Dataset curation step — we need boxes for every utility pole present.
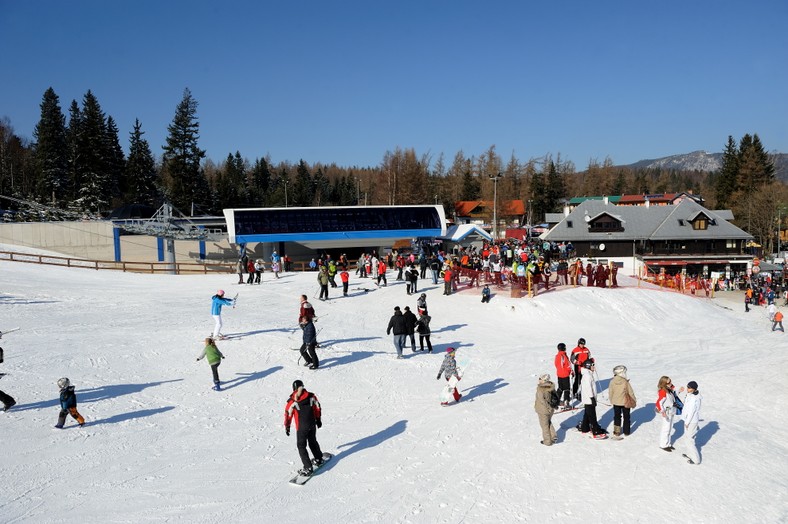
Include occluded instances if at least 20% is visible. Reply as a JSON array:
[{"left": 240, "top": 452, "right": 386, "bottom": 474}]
[{"left": 489, "top": 173, "right": 502, "bottom": 240}]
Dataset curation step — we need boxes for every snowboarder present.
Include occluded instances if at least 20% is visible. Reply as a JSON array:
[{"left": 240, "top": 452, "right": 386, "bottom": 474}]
[
  {"left": 578, "top": 359, "right": 607, "bottom": 438},
  {"left": 284, "top": 379, "right": 324, "bottom": 477},
  {"left": 678, "top": 380, "right": 702, "bottom": 464},
  {"left": 210, "top": 289, "right": 235, "bottom": 339},
  {"left": 54, "top": 377, "right": 85, "bottom": 428},
  {"left": 608, "top": 364, "right": 637, "bottom": 438},
  {"left": 553, "top": 343, "right": 572, "bottom": 409},
  {"left": 534, "top": 373, "right": 558, "bottom": 445},
  {"left": 197, "top": 337, "right": 225, "bottom": 390},
  {"left": 436, "top": 347, "right": 462, "bottom": 405},
  {"left": 655, "top": 376, "right": 677, "bottom": 452}
]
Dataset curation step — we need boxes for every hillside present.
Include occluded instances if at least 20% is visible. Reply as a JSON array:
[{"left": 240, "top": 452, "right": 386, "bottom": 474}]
[
  {"left": 1, "top": 259, "right": 786, "bottom": 523},
  {"left": 624, "top": 150, "right": 788, "bottom": 181}
]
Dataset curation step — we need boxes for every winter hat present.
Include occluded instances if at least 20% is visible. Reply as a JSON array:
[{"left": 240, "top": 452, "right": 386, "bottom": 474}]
[
  {"left": 217, "top": 289, "right": 225, "bottom": 296},
  {"left": 613, "top": 365, "right": 627, "bottom": 378},
  {"left": 446, "top": 347, "right": 456, "bottom": 354},
  {"left": 404, "top": 306, "right": 410, "bottom": 311},
  {"left": 557, "top": 343, "right": 567, "bottom": 351},
  {"left": 292, "top": 379, "right": 304, "bottom": 392},
  {"left": 582, "top": 358, "right": 595, "bottom": 369},
  {"left": 687, "top": 381, "right": 698, "bottom": 390},
  {"left": 539, "top": 373, "right": 550, "bottom": 382}
]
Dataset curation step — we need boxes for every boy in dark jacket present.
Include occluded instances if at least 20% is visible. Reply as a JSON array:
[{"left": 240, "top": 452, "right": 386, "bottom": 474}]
[
  {"left": 284, "top": 380, "right": 324, "bottom": 476},
  {"left": 55, "top": 377, "right": 85, "bottom": 428}
]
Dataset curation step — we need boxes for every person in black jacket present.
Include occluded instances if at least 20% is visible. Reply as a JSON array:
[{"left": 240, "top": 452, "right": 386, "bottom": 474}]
[
  {"left": 402, "top": 306, "right": 418, "bottom": 353},
  {"left": 386, "top": 306, "right": 408, "bottom": 359},
  {"left": 284, "top": 379, "right": 324, "bottom": 476},
  {"left": 0, "top": 345, "right": 15, "bottom": 411},
  {"left": 416, "top": 311, "right": 433, "bottom": 352},
  {"left": 407, "top": 265, "right": 419, "bottom": 294}
]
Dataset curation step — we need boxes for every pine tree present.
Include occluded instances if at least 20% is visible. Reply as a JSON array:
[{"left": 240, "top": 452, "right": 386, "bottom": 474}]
[
  {"left": 293, "top": 160, "right": 314, "bottom": 206},
  {"left": 161, "top": 88, "right": 208, "bottom": 213},
  {"left": 125, "top": 119, "right": 160, "bottom": 206},
  {"left": 73, "top": 90, "right": 111, "bottom": 213},
  {"left": 545, "top": 160, "right": 567, "bottom": 213},
  {"left": 249, "top": 157, "right": 272, "bottom": 206},
  {"left": 529, "top": 169, "right": 547, "bottom": 222},
  {"left": 104, "top": 116, "right": 126, "bottom": 207},
  {"left": 715, "top": 136, "right": 739, "bottom": 208},
  {"left": 65, "top": 100, "right": 82, "bottom": 203},
  {"left": 32, "top": 87, "right": 68, "bottom": 205}
]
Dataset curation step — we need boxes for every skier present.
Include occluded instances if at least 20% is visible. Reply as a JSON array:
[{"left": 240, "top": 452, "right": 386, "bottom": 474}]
[
  {"left": 298, "top": 295, "right": 319, "bottom": 369},
  {"left": 577, "top": 359, "right": 607, "bottom": 438},
  {"left": 570, "top": 338, "right": 591, "bottom": 401},
  {"left": 436, "top": 347, "right": 462, "bottom": 405},
  {"left": 655, "top": 376, "right": 677, "bottom": 452},
  {"left": 377, "top": 259, "right": 387, "bottom": 287},
  {"left": 54, "top": 377, "right": 85, "bottom": 428},
  {"left": 210, "top": 290, "right": 235, "bottom": 340},
  {"left": 254, "top": 259, "right": 264, "bottom": 284},
  {"left": 403, "top": 306, "right": 418, "bottom": 353},
  {"left": 772, "top": 310, "right": 784, "bottom": 332},
  {"left": 284, "top": 379, "right": 324, "bottom": 477},
  {"left": 340, "top": 267, "right": 350, "bottom": 297},
  {"left": 534, "top": 373, "right": 558, "bottom": 446},
  {"left": 608, "top": 364, "right": 637, "bottom": 439},
  {"left": 553, "top": 343, "right": 572, "bottom": 410},
  {"left": 678, "top": 381, "right": 703, "bottom": 465},
  {"left": 271, "top": 250, "right": 281, "bottom": 278},
  {"left": 0, "top": 342, "right": 15, "bottom": 411},
  {"left": 197, "top": 337, "right": 225, "bottom": 390}
]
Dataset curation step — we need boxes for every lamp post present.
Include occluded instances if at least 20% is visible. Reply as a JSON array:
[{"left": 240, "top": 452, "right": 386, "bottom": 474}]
[
  {"left": 490, "top": 172, "right": 502, "bottom": 240},
  {"left": 284, "top": 179, "right": 289, "bottom": 208}
]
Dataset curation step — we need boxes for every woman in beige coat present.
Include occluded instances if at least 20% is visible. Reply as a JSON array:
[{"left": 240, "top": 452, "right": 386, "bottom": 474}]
[
  {"left": 608, "top": 365, "right": 637, "bottom": 439},
  {"left": 534, "top": 374, "right": 557, "bottom": 446}
]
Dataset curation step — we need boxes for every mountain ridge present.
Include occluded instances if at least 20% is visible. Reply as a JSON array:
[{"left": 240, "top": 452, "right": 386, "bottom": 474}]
[{"left": 622, "top": 150, "right": 788, "bottom": 181}]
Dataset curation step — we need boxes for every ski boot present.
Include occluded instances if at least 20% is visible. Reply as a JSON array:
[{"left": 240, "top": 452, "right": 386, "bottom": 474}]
[{"left": 311, "top": 457, "right": 324, "bottom": 467}]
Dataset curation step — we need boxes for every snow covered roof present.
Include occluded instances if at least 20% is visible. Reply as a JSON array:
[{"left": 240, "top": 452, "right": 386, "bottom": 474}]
[{"left": 438, "top": 224, "right": 493, "bottom": 243}]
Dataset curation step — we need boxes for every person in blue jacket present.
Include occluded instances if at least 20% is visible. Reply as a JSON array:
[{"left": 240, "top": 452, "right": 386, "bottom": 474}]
[{"left": 211, "top": 289, "right": 235, "bottom": 339}]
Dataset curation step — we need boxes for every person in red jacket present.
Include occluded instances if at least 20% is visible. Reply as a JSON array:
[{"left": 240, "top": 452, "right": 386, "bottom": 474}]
[
  {"left": 340, "top": 268, "right": 350, "bottom": 296},
  {"left": 570, "top": 338, "right": 591, "bottom": 401},
  {"left": 443, "top": 267, "right": 453, "bottom": 296},
  {"left": 554, "top": 342, "right": 573, "bottom": 409},
  {"left": 284, "top": 379, "right": 324, "bottom": 477}
]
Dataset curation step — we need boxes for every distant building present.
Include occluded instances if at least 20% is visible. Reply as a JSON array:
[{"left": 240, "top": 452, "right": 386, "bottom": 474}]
[
  {"left": 543, "top": 198, "right": 753, "bottom": 276},
  {"left": 453, "top": 200, "right": 526, "bottom": 236},
  {"left": 567, "top": 192, "right": 703, "bottom": 211}
]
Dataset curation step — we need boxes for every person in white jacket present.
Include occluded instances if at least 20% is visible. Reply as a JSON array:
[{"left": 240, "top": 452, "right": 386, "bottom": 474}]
[
  {"left": 577, "top": 359, "right": 607, "bottom": 438},
  {"left": 679, "top": 381, "right": 703, "bottom": 465}
]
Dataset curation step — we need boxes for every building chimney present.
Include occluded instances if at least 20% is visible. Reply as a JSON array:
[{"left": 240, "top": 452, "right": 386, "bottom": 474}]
[
  {"left": 645, "top": 199, "right": 650, "bottom": 208},
  {"left": 563, "top": 204, "right": 570, "bottom": 217},
  {"left": 603, "top": 195, "right": 609, "bottom": 205}
]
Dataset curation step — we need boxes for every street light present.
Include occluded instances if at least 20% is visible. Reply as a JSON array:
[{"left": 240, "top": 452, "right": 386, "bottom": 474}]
[{"left": 490, "top": 173, "right": 503, "bottom": 240}]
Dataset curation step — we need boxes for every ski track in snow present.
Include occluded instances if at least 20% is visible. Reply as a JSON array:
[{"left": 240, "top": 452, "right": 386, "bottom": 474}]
[{"left": 1, "top": 259, "right": 787, "bottom": 523}]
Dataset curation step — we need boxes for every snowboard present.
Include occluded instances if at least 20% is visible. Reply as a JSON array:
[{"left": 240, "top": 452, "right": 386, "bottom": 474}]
[
  {"left": 439, "top": 356, "right": 470, "bottom": 404},
  {"left": 289, "top": 452, "right": 333, "bottom": 485}
]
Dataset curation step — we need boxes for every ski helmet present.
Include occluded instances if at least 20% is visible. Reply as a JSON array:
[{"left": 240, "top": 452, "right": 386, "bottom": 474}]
[
  {"left": 57, "top": 377, "right": 70, "bottom": 389},
  {"left": 292, "top": 379, "right": 304, "bottom": 392},
  {"left": 613, "top": 365, "right": 627, "bottom": 377},
  {"left": 557, "top": 343, "right": 567, "bottom": 351},
  {"left": 582, "top": 358, "right": 595, "bottom": 369},
  {"left": 578, "top": 337, "right": 586, "bottom": 345},
  {"left": 446, "top": 347, "right": 456, "bottom": 354},
  {"left": 217, "top": 289, "right": 225, "bottom": 296}
]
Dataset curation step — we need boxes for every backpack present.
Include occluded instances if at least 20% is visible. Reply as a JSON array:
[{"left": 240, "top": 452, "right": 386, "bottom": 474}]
[
  {"left": 549, "top": 390, "right": 561, "bottom": 409},
  {"left": 671, "top": 390, "right": 684, "bottom": 416}
]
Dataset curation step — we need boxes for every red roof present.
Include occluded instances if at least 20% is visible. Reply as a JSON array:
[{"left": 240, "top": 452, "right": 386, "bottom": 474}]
[{"left": 454, "top": 200, "right": 525, "bottom": 216}]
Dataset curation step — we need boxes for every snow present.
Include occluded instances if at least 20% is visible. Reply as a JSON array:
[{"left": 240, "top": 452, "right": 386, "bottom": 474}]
[{"left": 1, "top": 253, "right": 787, "bottom": 523}]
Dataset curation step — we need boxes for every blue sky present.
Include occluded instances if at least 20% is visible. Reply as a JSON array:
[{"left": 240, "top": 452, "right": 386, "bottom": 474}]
[{"left": 1, "top": 1, "right": 786, "bottom": 170}]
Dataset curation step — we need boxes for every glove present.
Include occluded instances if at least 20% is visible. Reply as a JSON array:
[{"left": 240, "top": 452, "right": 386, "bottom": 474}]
[
  {"left": 285, "top": 427, "right": 290, "bottom": 436},
  {"left": 196, "top": 358, "right": 200, "bottom": 362},
  {"left": 436, "top": 374, "right": 441, "bottom": 380},
  {"left": 316, "top": 419, "right": 322, "bottom": 428}
]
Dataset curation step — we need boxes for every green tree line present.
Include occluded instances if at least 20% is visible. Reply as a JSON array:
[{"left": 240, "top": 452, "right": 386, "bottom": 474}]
[{"left": 0, "top": 87, "right": 784, "bottom": 250}]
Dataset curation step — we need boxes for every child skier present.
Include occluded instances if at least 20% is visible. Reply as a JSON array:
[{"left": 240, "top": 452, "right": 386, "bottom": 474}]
[
  {"left": 284, "top": 379, "right": 325, "bottom": 477},
  {"left": 197, "top": 337, "right": 225, "bottom": 390},
  {"left": 210, "top": 290, "right": 235, "bottom": 340},
  {"left": 55, "top": 377, "right": 85, "bottom": 428},
  {"left": 436, "top": 347, "right": 462, "bottom": 405},
  {"left": 0, "top": 344, "right": 15, "bottom": 411}
]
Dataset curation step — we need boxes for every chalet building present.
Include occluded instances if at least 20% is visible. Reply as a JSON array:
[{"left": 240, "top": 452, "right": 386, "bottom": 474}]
[
  {"left": 543, "top": 198, "right": 753, "bottom": 276},
  {"left": 567, "top": 192, "right": 704, "bottom": 211},
  {"left": 454, "top": 200, "right": 526, "bottom": 236}
]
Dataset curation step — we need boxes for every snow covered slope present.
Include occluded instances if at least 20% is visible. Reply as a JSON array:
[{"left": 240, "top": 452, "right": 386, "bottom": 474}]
[{"left": 1, "top": 261, "right": 786, "bottom": 523}]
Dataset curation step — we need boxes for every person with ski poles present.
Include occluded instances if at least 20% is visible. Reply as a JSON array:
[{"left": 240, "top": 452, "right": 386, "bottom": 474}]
[
  {"left": 553, "top": 343, "right": 573, "bottom": 410},
  {"left": 284, "top": 379, "right": 325, "bottom": 477},
  {"left": 211, "top": 289, "right": 235, "bottom": 340},
  {"left": 196, "top": 337, "right": 225, "bottom": 390}
]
